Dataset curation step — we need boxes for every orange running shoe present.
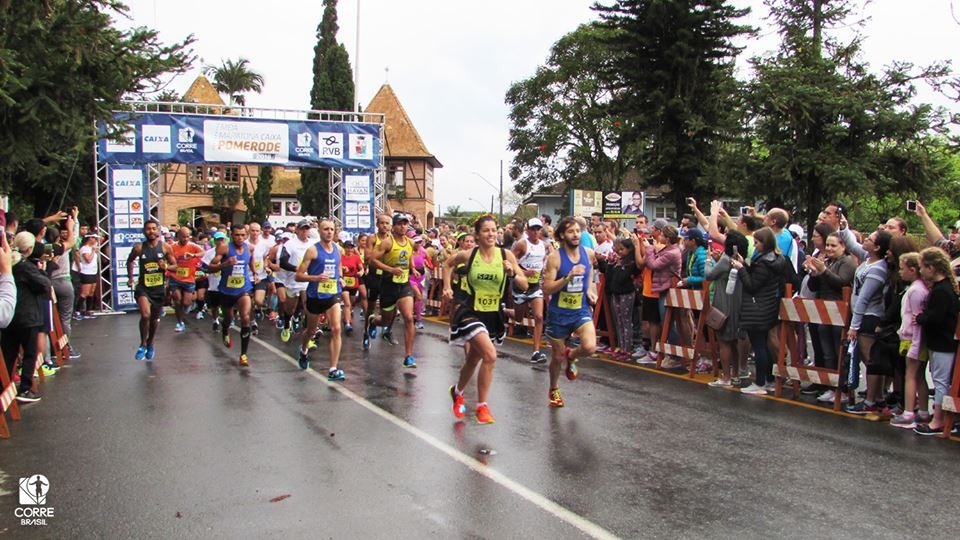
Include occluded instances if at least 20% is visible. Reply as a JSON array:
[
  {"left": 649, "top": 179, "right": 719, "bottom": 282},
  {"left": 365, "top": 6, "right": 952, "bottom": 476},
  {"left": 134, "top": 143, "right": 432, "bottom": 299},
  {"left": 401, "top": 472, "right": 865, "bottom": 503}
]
[
  {"left": 548, "top": 387, "right": 564, "bottom": 408},
  {"left": 564, "top": 348, "right": 578, "bottom": 381},
  {"left": 239, "top": 354, "right": 248, "bottom": 367},
  {"left": 475, "top": 404, "right": 495, "bottom": 424},
  {"left": 450, "top": 386, "right": 466, "bottom": 419}
]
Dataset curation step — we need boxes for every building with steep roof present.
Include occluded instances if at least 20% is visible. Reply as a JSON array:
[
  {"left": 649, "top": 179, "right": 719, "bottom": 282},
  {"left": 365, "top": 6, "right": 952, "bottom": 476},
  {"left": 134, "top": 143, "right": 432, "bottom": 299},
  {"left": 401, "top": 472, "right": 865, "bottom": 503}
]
[{"left": 365, "top": 84, "right": 442, "bottom": 227}]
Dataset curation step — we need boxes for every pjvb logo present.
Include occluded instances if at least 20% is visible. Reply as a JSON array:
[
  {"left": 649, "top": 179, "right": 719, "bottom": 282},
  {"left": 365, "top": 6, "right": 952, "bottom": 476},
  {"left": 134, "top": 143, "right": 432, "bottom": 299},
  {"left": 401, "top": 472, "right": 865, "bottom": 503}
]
[{"left": 19, "top": 475, "right": 49, "bottom": 505}]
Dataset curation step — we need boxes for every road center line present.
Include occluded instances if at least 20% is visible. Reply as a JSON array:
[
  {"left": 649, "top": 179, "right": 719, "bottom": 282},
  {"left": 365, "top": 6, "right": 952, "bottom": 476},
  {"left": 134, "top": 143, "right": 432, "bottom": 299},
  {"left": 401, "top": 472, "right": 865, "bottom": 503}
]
[{"left": 246, "top": 332, "right": 619, "bottom": 540}]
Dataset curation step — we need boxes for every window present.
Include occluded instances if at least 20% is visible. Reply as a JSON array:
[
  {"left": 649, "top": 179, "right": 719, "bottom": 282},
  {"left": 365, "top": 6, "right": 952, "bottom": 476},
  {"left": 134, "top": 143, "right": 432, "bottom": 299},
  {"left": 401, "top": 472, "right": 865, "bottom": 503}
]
[
  {"left": 222, "top": 165, "right": 240, "bottom": 183},
  {"left": 392, "top": 165, "right": 404, "bottom": 187},
  {"left": 271, "top": 201, "right": 283, "bottom": 215},
  {"left": 654, "top": 206, "right": 676, "bottom": 220}
]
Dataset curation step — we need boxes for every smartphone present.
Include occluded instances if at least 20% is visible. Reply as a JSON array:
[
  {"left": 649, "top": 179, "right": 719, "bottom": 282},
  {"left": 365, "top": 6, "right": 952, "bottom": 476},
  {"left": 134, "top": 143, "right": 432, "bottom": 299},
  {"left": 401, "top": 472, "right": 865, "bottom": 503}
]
[
  {"left": 43, "top": 243, "right": 54, "bottom": 254},
  {"left": 732, "top": 246, "right": 739, "bottom": 259},
  {"left": 739, "top": 206, "right": 749, "bottom": 215},
  {"left": 906, "top": 200, "right": 917, "bottom": 212},
  {"left": 685, "top": 197, "right": 695, "bottom": 206}
]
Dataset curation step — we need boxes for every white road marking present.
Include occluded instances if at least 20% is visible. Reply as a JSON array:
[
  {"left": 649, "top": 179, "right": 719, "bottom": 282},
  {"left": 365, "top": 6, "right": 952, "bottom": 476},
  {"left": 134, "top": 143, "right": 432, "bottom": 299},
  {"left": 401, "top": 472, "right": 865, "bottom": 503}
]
[{"left": 246, "top": 333, "right": 619, "bottom": 540}]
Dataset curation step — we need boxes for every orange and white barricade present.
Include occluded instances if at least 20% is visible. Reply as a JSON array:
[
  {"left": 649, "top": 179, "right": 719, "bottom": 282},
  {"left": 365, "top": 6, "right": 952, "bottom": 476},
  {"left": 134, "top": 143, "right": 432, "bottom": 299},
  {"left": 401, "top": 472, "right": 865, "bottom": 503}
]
[
  {"left": 425, "top": 267, "right": 449, "bottom": 321},
  {"left": 591, "top": 274, "right": 617, "bottom": 350},
  {"left": 939, "top": 319, "right": 960, "bottom": 437},
  {"left": 0, "top": 350, "right": 22, "bottom": 438},
  {"left": 773, "top": 288, "right": 851, "bottom": 411},
  {"left": 654, "top": 282, "right": 717, "bottom": 377}
]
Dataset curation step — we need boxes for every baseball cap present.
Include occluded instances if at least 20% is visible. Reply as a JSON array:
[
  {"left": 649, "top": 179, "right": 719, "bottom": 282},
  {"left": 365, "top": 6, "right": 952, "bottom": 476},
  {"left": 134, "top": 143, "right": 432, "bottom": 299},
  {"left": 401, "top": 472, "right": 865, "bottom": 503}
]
[
  {"left": 160, "top": 226, "right": 170, "bottom": 235},
  {"left": 652, "top": 218, "right": 669, "bottom": 230},
  {"left": 681, "top": 228, "right": 706, "bottom": 242},
  {"left": 280, "top": 232, "right": 294, "bottom": 241},
  {"left": 527, "top": 218, "right": 544, "bottom": 228},
  {"left": 343, "top": 240, "right": 355, "bottom": 248},
  {"left": 392, "top": 213, "right": 410, "bottom": 225},
  {"left": 296, "top": 219, "right": 311, "bottom": 229},
  {"left": 261, "top": 221, "right": 273, "bottom": 229},
  {"left": 788, "top": 223, "right": 805, "bottom": 239},
  {"left": 212, "top": 231, "right": 227, "bottom": 241},
  {"left": 412, "top": 235, "right": 423, "bottom": 243}
]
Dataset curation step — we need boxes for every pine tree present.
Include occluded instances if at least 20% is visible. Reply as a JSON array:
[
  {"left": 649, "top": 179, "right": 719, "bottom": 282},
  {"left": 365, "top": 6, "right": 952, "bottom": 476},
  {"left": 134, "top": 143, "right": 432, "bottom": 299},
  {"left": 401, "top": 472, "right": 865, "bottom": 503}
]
[
  {"left": 298, "top": 0, "right": 355, "bottom": 218},
  {"left": 242, "top": 166, "right": 274, "bottom": 224},
  {"left": 593, "top": 0, "right": 753, "bottom": 214}
]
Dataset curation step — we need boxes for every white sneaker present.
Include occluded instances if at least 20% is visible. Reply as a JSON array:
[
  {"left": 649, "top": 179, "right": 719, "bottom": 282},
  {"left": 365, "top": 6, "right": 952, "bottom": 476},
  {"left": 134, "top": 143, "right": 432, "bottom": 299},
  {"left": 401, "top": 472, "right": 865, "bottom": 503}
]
[
  {"left": 637, "top": 353, "right": 657, "bottom": 365},
  {"left": 708, "top": 378, "right": 732, "bottom": 388},
  {"left": 631, "top": 345, "right": 648, "bottom": 358},
  {"left": 741, "top": 383, "right": 767, "bottom": 395},
  {"left": 816, "top": 390, "right": 836, "bottom": 403},
  {"left": 763, "top": 382, "right": 776, "bottom": 393}
]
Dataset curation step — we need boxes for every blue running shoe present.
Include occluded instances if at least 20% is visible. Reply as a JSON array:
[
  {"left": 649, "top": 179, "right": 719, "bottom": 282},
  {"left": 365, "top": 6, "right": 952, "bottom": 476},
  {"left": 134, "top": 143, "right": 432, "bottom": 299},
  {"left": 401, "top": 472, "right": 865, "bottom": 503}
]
[
  {"left": 366, "top": 314, "right": 378, "bottom": 339},
  {"left": 403, "top": 355, "right": 417, "bottom": 368},
  {"left": 345, "top": 323, "right": 353, "bottom": 335},
  {"left": 145, "top": 345, "right": 155, "bottom": 361},
  {"left": 298, "top": 349, "right": 309, "bottom": 370},
  {"left": 327, "top": 369, "right": 345, "bottom": 381},
  {"left": 135, "top": 346, "right": 147, "bottom": 360},
  {"left": 362, "top": 335, "right": 370, "bottom": 350}
]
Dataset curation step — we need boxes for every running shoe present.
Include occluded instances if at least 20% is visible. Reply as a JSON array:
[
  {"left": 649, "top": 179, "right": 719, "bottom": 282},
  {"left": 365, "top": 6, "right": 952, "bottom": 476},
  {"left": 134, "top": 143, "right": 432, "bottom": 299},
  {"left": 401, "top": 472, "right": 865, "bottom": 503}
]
[
  {"left": 73, "top": 311, "right": 84, "bottom": 321},
  {"left": 913, "top": 423, "right": 943, "bottom": 436},
  {"left": 382, "top": 331, "right": 397, "bottom": 346},
  {"left": 637, "top": 353, "right": 657, "bottom": 365},
  {"left": 564, "top": 349, "right": 578, "bottom": 381},
  {"left": 362, "top": 334, "right": 370, "bottom": 350},
  {"left": 475, "top": 404, "right": 495, "bottom": 425},
  {"left": 223, "top": 334, "right": 232, "bottom": 348},
  {"left": 251, "top": 321, "right": 259, "bottom": 336},
  {"left": 415, "top": 320, "right": 424, "bottom": 330},
  {"left": 40, "top": 364, "right": 58, "bottom": 377},
  {"left": 307, "top": 339, "right": 317, "bottom": 351},
  {"left": 548, "top": 387, "right": 564, "bottom": 408},
  {"left": 402, "top": 355, "right": 417, "bottom": 368},
  {"left": 68, "top": 349, "right": 81, "bottom": 360},
  {"left": 529, "top": 351, "right": 547, "bottom": 364},
  {"left": 631, "top": 345, "right": 648, "bottom": 359},
  {"left": 327, "top": 369, "right": 345, "bottom": 381},
  {"left": 212, "top": 320, "right": 221, "bottom": 333},
  {"left": 844, "top": 401, "right": 878, "bottom": 415},
  {"left": 255, "top": 309, "right": 263, "bottom": 321},
  {"left": 195, "top": 310, "right": 205, "bottom": 320},
  {"left": 708, "top": 378, "right": 733, "bottom": 388},
  {"left": 450, "top": 386, "right": 466, "bottom": 419},
  {"left": 366, "top": 315, "right": 378, "bottom": 339},
  {"left": 345, "top": 323, "right": 353, "bottom": 335},
  {"left": 135, "top": 345, "right": 147, "bottom": 361},
  {"left": 280, "top": 327, "right": 291, "bottom": 343},
  {"left": 15, "top": 390, "right": 41, "bottom": 403},
  {"left": 298, "top": 349, "right": 309, "bottom": 370},
  {"left": 275, "top": 317, "right": 284, "bottom": 330},
  {"left": 145, "top": 345, "right": 155, "bottom": 361},
  {"left": 890, "top": 414, "right": 917, "bottom": 429},
  {"left": 816, "top": 390, "right": 836, "bottom": 403},
  {"left": 239, "top": 354, "right": 249, "bottom": 367},
  {"left": 740, "top": 383, "right": 767, "bottom": 395},
  {"left": 292, "top": 314, "right": 302, "bottom": 333}
]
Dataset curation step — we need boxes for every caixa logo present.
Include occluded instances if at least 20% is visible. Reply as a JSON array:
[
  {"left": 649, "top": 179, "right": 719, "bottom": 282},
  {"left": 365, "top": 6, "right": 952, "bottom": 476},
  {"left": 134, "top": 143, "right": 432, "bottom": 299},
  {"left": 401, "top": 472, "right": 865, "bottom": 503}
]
[{"left": 15, "top": 474, "right": 54, "bottom": 526}]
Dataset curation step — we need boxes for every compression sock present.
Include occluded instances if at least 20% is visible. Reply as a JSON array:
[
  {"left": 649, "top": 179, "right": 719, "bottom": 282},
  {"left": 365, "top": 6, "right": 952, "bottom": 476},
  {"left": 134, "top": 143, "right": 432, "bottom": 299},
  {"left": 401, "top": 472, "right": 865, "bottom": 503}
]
[{"left": 240, "top": 326, "right": 251, "bottom": 355}]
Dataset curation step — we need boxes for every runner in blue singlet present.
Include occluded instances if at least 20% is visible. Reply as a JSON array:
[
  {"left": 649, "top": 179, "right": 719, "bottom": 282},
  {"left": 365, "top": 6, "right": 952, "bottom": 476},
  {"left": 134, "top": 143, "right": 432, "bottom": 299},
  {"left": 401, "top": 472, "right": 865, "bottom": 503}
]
[{"left": 208, "top": 223, "right": 256, "bottom": 367}]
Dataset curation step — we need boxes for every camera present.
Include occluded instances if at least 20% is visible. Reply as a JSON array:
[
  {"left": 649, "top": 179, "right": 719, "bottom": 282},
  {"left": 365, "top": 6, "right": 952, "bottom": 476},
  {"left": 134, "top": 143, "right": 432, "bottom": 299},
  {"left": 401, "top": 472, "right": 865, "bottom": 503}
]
[
  {"left": 739, "top": 206, "right": 750, "bottom": 215},
  {"left": 905, "top": 200, "right": 917, "bottom": 213},
  {"left": 685, "top": 197, "right": 695, "bottom": 206}
]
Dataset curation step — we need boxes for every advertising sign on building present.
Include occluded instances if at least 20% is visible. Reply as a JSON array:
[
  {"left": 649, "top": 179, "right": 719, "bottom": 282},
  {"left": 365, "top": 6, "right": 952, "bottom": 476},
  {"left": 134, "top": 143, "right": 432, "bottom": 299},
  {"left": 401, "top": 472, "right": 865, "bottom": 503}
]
[{"left": 107, "top": 165, "right": 150, "bottom": 311}]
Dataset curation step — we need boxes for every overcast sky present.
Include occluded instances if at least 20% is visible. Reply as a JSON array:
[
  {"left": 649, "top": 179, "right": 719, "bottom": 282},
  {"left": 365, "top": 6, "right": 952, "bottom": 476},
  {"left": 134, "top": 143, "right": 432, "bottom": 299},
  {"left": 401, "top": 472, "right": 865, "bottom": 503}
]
[{"left": 118, "top": 0, "right": 960, "bottom": 215}]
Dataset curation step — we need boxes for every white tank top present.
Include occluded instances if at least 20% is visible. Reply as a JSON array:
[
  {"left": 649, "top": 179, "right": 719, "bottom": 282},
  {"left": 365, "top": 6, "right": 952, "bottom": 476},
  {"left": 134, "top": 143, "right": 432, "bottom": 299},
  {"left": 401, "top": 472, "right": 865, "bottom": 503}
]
[
  {"left": 279, "top": 237, "right": 312, "bottom": 286},
  {"left": 518, "top": 239, "right": 546, "bottom": 284}
]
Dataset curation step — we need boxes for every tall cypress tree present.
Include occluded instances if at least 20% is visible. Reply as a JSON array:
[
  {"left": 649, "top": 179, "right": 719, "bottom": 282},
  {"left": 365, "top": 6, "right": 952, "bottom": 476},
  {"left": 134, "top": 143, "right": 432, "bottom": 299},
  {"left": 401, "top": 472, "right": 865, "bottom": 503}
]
[
  {"left": 593, "top": 0, "right": 752, "bottom": 214},
  {"left": 298, "top": 0, "right": 355, "bottom": 217}
]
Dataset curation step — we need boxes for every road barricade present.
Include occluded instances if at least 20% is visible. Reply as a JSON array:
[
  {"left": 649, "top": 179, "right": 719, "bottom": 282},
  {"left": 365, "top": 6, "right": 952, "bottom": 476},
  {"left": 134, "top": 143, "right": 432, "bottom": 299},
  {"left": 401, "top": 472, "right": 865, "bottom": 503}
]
[
  {"left": 654, "top": 282, "right": 717, "bottom": 377},
  {"left": 0, "top": 350, "right": 22, "bottom": 438},
  {"left": 773, "top": 288, "right": 852, "bottom": 411},
  {"left": 940, "top": 319, "right": 960, "bottom": 437},
  {"left": 425, "top": 267, "right": 449, "bottom": 321},
  {"left": 591, "top": 275, "right": 616, "bottom": 350}
]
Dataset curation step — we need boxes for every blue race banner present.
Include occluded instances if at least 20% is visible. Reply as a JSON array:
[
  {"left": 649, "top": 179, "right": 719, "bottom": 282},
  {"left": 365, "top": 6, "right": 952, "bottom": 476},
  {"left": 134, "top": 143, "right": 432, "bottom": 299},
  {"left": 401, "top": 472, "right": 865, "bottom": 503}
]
[
  {"left": 341, "top": 172, "right": 374, "bottom": 235},
  {"left": 97, "top": 113, "right": 381, "bottom": 169},
  {"left": 106, "top": 165, "right": 150, "bottom": 311}
]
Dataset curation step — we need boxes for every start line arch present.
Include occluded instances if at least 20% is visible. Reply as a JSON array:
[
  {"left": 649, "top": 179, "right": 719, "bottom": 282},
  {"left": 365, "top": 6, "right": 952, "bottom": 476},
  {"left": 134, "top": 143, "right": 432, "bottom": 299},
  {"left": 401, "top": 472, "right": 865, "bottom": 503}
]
[{"left": 94, "top": 100, "right": 386, "bottom": 312}]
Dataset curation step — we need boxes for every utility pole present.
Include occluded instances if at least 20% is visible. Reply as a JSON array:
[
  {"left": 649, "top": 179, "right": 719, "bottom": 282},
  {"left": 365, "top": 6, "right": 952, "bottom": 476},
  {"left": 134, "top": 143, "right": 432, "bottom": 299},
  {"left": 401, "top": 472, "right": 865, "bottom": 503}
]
[{"left": 498, "top": 159, "right": 504, "bottom": 225}]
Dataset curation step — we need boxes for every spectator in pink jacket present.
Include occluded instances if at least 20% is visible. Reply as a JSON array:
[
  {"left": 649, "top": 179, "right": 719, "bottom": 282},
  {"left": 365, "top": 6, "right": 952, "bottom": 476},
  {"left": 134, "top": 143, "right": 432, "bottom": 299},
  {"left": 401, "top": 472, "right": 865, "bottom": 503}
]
[
  {"left": 890, "top": 252, "right": 930, "bottom": 428},
  {"left": 644, "top": 220, "right": 682, "bottom": 367}
]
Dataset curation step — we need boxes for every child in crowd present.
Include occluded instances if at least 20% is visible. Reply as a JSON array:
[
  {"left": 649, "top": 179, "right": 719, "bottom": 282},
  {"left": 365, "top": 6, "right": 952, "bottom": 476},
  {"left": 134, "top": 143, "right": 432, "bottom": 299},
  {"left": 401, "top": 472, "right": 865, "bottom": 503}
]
[
  {"left": 890, "top": 252, "right": 930, "bottom": 428},
  {"left": 598, "top": 237, "right": 641, "bottom": 361}
]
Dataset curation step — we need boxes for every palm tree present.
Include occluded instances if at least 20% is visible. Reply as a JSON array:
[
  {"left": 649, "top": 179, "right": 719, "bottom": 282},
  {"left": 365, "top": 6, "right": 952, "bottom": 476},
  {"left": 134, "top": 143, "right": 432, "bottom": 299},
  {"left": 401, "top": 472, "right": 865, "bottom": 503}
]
[{"left": 204, "top": 58, "right": 264, "bottom": 107}]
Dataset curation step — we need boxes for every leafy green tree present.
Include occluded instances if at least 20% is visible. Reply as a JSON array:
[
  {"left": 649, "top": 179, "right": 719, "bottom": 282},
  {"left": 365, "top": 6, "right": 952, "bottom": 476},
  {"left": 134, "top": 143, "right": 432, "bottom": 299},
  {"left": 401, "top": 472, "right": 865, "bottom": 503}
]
[
  {"left": 593, "top": 0, "right": 753, "bottom": 214},
  {"left": 204, "top": 57, "right": 264, "bottom": 107},
  {"left": 0, "top": 0, "right": 193, "bottom": 212},
  {"left": 242, "top": 166, "right": 274, "bottom": 224},
  {"left": 506, "top": 23, "right": 626, "bottom": 197},
  {"left": 743, "top": 0, "right": 951, "bottom": 232},
  {"left": 298, "top": 0, "right": 355, "bottom": 218}
]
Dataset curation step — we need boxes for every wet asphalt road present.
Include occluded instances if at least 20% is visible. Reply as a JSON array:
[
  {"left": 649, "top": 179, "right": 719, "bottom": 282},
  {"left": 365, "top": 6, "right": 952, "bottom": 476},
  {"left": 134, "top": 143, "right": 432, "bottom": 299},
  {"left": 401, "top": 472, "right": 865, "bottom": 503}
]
[{"left": 0, "top": 312, "right": 958, "bottom": 538}]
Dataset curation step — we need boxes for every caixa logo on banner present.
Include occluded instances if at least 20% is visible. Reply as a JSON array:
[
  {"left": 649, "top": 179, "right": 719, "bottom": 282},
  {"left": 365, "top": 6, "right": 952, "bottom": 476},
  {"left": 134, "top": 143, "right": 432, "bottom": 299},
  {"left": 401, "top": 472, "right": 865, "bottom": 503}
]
[{"left": 15, "top": 474, "right": 54, "bottom": 526}]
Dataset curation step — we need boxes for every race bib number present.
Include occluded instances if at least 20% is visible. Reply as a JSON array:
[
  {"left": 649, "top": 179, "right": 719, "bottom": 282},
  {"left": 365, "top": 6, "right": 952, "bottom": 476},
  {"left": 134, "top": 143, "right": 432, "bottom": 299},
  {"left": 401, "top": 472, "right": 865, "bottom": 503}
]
[
  {"left": 392, "top": 268, "right": 409, "bottom": 284},
  {"left": 376, "top": 268, "right": 383, "bottom": 275},
  {"left": 226, "top": 275, "right": 245, "bottom": 288},
  {"left": 474, "top": 291, "right": 500, "bottom": 313},
  {"left": 144, "top": 272, "right": 163, "bottom": 287},
  {"left": 558, "top": 291, "right": 583, "bottom": 310},
  {"left": 343, "top": 276, "right": 357, "bottom": 288},
  {"left": 176, "top": 267, "right": 190, "bottom": 278},
  {"left": 315, "top": 279, "right": 337, "bottom": 294},
  {"left": 527, "top": 270, "right": 541, "bottom": 284}
]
